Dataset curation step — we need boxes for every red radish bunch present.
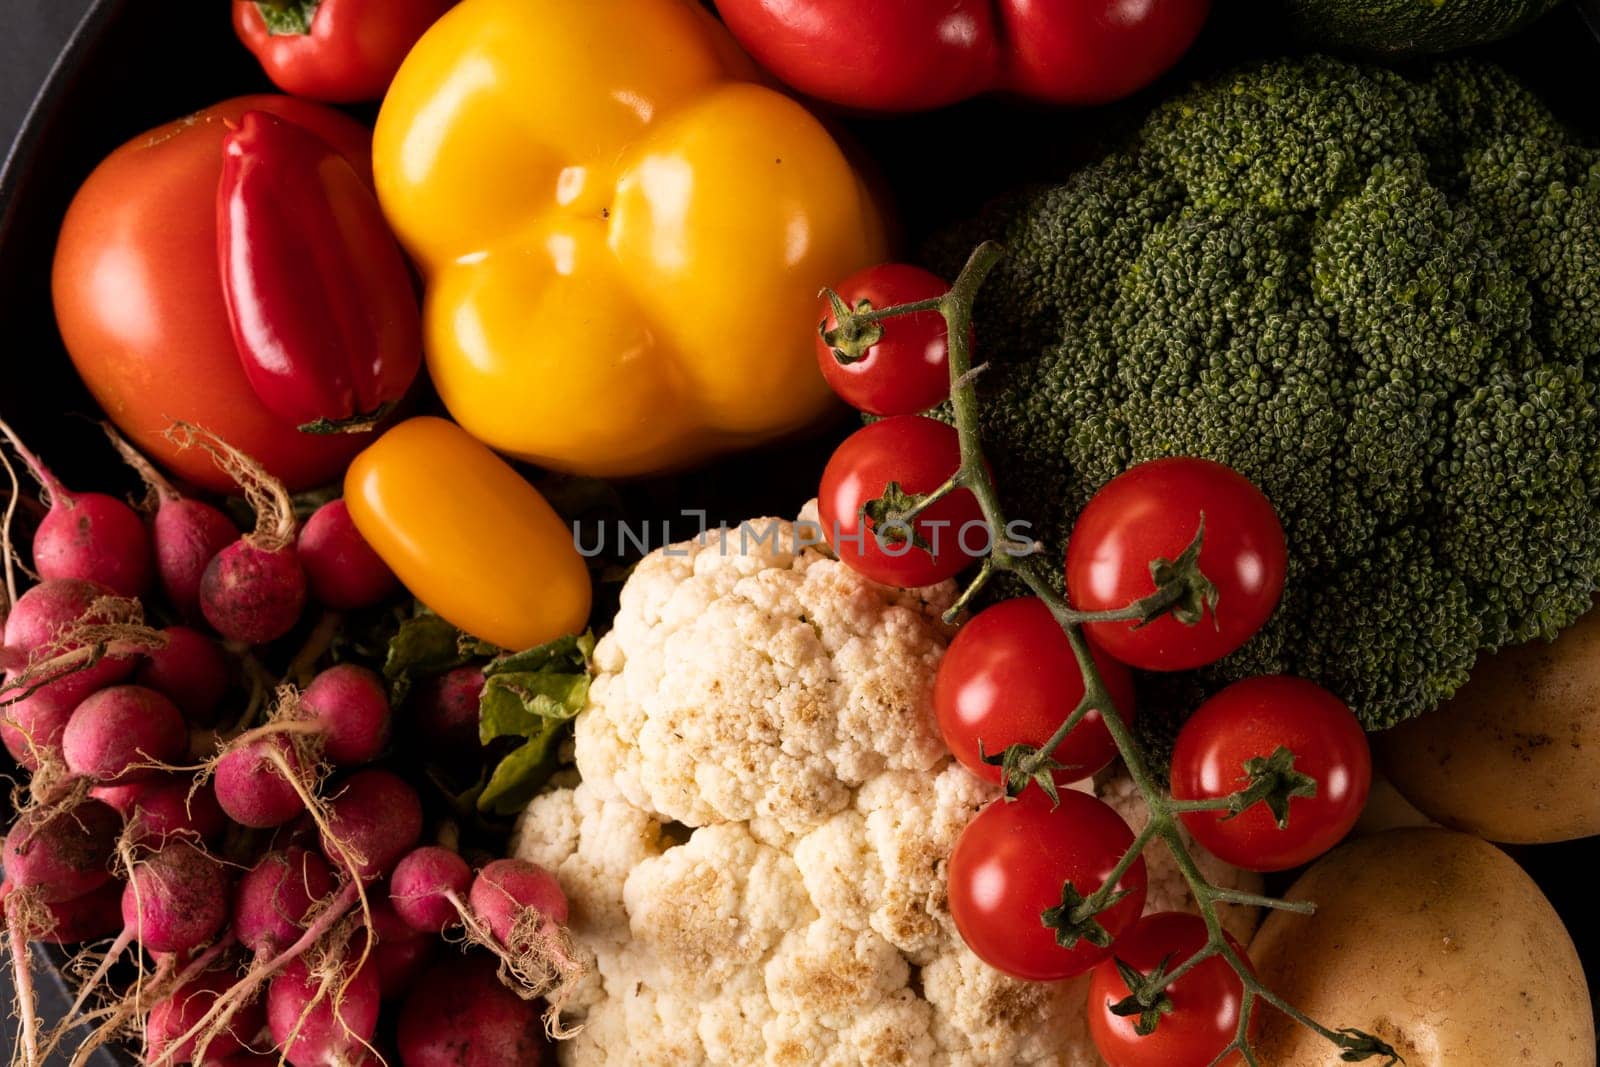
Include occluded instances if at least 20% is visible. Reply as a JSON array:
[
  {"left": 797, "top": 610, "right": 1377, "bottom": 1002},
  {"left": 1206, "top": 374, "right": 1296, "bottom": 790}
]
[{"left": 0, "top": 418, "right": 589, "bottom": 1067}]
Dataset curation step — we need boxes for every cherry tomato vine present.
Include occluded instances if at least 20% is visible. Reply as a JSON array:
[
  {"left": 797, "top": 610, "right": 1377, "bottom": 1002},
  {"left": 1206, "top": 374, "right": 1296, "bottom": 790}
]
[{"left": 823, "top": 241, "right": 1400, "bottom": 1066}]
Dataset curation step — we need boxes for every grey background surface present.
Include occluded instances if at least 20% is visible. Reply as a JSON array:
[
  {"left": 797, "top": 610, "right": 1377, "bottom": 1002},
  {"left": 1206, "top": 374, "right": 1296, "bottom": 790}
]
[{"left": 1, "top": 1, "right": 92, "bottom": 154}]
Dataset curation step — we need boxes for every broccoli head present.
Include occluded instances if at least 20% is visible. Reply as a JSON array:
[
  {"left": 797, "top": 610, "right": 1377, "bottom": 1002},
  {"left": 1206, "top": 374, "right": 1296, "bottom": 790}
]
[{"left": 928, "top": 56, "right": 1600, "bottom": 730}]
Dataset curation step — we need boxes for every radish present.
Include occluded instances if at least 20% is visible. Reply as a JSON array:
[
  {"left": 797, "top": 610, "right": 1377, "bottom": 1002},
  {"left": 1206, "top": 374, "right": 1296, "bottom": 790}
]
[
  {"left": 397, "top": 955, "right": 546, "bottom": 1067},
  {"left": 62, "top": 684, "right": 188, "bottom": 783},
  {"left": 235, "top": 847, "right": 336, "bottom": 958},
  {"left": 2, "top": 578, "right": 141, "bottom": 703},
  {"left": 117, "top": 840, "right": 232, "bottom": 955},
  {"left": 214, "top": 735, "right": 308, "bottom": 828},
  {"left": 136, "top": 626, "right": 231, "bottom": 726},
  {"left": 2, "top": 798, "right": 121, "bottom": 903},
  {"left": 365, "top": 897, "right": 435, "bottom": 999},
  {"left": 411, "top": 667, "right": 484, "bottom": 766},
  {"left": 104, "top": 425, "right": 239, "bottom": 623},
  {"left": 62, "top": 839, "right": 232, "bottom": 1032},
  {"left": 2, "top": 682, "right": 81, "bottom": 771},
  {"left": 165, "top": 422, "right": 306, "bottom": 646},
  {"left": 30, "top": 878, "right": 125, "bottom": 946},
  {"left": 297, "top": 500, "right": 398, "bottom": 611},
  {"left": 0, "top": 419, "right": 153, "bottom": 598},
  {"left": 300, "top": 664, "right": 390, "bottom": 766},
  {"left": 145, "top": 965, "right": 267, "bottom": 1065},
  {"left": 319, "top": 770, "right": 423, "bottom": 883},
  {"left": 2, "top": 579, "right": 161, "bottom": 773},
  {"left": 389, "top": 846, "right": 471, "bottom": 934},
  {"left": 469, "top": 858, "right": 570, "bottom": 939},
  {"left": 266, "top": 955, "right": 381, "bottom": 1067},
  {"left": 2, "top": 578, "right": 129, "bottom": 665},
  {"left": 90, "top": 776, "right": 227, "bottom": 845},
  {"left": 463, "top": 858, "right": 584, "bottom": 1020}
]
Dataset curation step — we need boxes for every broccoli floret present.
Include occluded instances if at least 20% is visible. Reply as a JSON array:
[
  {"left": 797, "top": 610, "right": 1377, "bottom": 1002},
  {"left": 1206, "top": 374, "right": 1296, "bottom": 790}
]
[{"left": 928, "top": 56, "right": 1600, "bottom": 730}]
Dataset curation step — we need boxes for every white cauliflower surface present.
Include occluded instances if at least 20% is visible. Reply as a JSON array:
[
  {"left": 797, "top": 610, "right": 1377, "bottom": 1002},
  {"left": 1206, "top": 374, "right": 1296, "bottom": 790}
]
[{"left": 514, "top": 511, "right": 1259, "bottom": 1066}]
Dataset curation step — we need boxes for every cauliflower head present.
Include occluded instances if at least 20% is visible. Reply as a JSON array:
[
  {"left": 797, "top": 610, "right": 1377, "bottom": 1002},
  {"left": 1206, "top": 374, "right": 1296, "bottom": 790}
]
[{"left": 515, "top": 512, "right": 1258, "bottom": 1066}]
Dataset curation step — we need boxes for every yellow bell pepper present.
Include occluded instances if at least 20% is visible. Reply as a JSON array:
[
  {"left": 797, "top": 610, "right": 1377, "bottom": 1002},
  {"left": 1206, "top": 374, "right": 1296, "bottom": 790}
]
[
  {"left": 373, "top": 0, "right": 889, "bottom": 477},
  {"left": 344, "top": 416, "right": 591, "bottom": 650}
]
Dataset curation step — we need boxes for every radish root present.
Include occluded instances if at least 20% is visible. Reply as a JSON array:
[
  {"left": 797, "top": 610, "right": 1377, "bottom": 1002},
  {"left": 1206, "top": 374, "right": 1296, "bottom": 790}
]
[
  {"left": 163, "top": 421, "right": 296, "bottom": 552},
  {"left": 155, "top": 882, "right": 359, "bottom": 1067},
  {"left": 0, "top": 595, "right": 167, "bottom": 706},
  {"left": 1, "top": 438, "right": 21, "bottom": 609},
  {"left": 100, "top": 424, "right": 178, "bottom": 510},
  {"left": 6, "top": 889, "right": 49, "bottom": 1067},
  {"left": 0, "top": 419, "right": 66, "bottom": 509},
  {"left": 445, "top": 889, "right": 587, "bottom": 1038}
]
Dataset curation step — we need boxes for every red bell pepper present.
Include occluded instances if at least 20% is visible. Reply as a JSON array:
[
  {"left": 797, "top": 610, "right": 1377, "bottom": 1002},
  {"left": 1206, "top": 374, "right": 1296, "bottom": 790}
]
[
  {"left": 233, "top": 0, "right": 457, "bottom": 104},
  {"left": 217, "top": 111, "right": 423, "bottom": 434},
  {"left": 713, "top": 0, "right": 1211, "bottom": 112}
]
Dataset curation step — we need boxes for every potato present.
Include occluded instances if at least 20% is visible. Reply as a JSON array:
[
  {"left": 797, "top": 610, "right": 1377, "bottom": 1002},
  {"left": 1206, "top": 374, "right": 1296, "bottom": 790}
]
[
  {"left": 1377, "top": 604, "right": 1600, "bottom": 843},
  {"left": 1250, "top": 829, "right": 1593, "bottom": 1066}
]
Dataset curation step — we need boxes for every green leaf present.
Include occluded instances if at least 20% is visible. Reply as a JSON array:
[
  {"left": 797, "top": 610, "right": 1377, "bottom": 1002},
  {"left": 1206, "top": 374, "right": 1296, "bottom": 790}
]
[
  {"left": 484, "top": 631, "right": 594, "bottom": 679},
  {"left": 382, "top": 610, "right": 494, "bottom": 705},
  {"left": 473, "top": 631, "right": 595, "bottom": 815},
  {"left": 254, "top": 0, "right": 320, "bottom": 35},
  {"left": 476, "top": 720, "right": 570, "bottom": 816},
  {"left": 478, "top": 670, "right": 590, "bottom": 744}
]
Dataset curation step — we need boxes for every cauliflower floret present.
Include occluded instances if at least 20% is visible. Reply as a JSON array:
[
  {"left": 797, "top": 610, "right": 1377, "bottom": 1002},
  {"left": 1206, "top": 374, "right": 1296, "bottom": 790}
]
[
  {"left": 514, "top": 512, "right": 1260, "bottom": 1066},
  {"left": 575, "top": 519, "right": 955, "bottom": 846}
]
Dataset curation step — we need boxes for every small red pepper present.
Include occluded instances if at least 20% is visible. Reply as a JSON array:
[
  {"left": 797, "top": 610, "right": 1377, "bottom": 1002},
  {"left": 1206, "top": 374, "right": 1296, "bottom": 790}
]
[
  {"left": 233, "top": 0, "right": 458, "bottom": 104},
  {"left": 217, "top": 110, "right": 423, "bottom": 434}
]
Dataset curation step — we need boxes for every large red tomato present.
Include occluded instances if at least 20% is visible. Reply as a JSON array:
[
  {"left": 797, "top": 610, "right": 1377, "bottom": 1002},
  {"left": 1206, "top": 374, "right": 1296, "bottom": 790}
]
[{"left": 52, "top": 96, "right": 379, "bottom": 493}]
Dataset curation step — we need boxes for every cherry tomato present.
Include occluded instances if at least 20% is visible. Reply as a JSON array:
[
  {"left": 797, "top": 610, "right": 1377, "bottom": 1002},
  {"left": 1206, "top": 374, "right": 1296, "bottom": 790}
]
[
  {"left": 233, "top": 0, "right": 458, "bottom": 103},
  {"left": 1171, "top": 676, "right": 1371, "bottom": 873},
  {"left": 52, "top": 96, "right": 379, "bottom": 493},
  {"left": 935, "top": 597, "right": 1136, "bottom": 788},
  {"left": 947, "top": 789, "right": 1147, "bottom": 981},
  {"left": 816, "top": 264, "right": 954, "bottom": 416},
  {"left": 817, "top": 416, "right": 984, "bottom": 588},
  {"left": 713, "top": 0, "right": 1209, "bottom": 112},
  {"left": 1088, "top": 911, "right": 1256, "bottom": 1067},
  {"left": 1065, "top": 457, "right": 1286, "bottom": 672}
]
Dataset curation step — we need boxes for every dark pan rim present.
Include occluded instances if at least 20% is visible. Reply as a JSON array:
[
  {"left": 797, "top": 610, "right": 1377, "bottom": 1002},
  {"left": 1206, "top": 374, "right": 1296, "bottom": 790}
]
[{"left": 0, "top": 0, "right": 119, "bottom": 234}]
